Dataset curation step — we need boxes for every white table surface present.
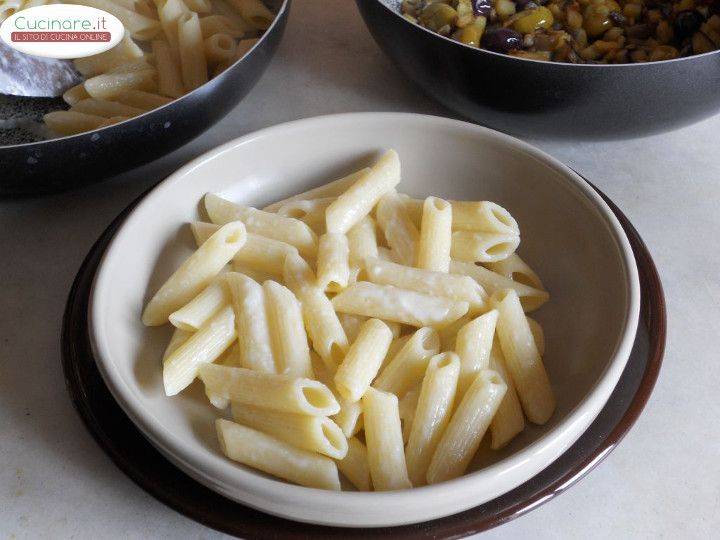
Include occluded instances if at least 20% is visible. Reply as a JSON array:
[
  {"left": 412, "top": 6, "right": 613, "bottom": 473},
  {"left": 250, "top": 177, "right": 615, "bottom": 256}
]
[{"left": 2, "top": 1, "right": 719, "bottom": 538}]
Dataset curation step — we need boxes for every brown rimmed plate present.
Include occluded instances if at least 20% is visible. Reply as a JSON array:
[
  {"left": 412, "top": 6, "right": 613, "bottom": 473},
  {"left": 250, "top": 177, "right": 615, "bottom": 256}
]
[{"left": 61, "top": 184, "right": 665, "bottom": 539}]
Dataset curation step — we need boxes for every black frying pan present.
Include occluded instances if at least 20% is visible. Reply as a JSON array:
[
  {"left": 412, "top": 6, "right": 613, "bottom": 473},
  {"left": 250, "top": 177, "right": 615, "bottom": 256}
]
[
  {"left": 356, "top": 0, "right": 720, "bottom": 139},
  {"left": 0, "top": 0, "right": 289, "bottom": 197}
]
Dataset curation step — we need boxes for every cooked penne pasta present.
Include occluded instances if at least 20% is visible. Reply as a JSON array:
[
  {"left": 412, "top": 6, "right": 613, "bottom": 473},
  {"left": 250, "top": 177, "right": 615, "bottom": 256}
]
[
  {"left": 403, "top": 198, "right": 519, "bottom": 235},
  {"left": 454, "top": 310, "right": 499, "bottom": 395},
  {"left": 225, "top": 272, "right": 276, "bottom": 372},
  {"left": 277, "top": 197, "right": 336, "bottom": 221},
  {"left": 492, "top": 289, "right": 555, "bottom": 424},
  {"left": 449, "top": 260, "right": 549, "bottom": 312},
  {"left": 113, "top": 89, "right": 174, "bottom": 110},
  {"left": 204, "top": 33, "right": 237, "bottom": 65},
  {"left": 231, "top": 403, "right": 348, "bottom": 459},
  {"left": 417, "top": 197, "right": 452, "bottom": 272},
  {"left": 264, "top": 281, "right": 313, "bottom": 378},
  {"left": 62, "top": 83, "right": 91, "bottom": 106},
  {"left": 312, "top": 355, "right": 363, "bottom": 438},
  {"left": 162, "top": 326, "right": 192, "bottom": 362},
  {"left": 485, "top": 253, "right": 545, "bottom": 291},
  {"left": 178, "top": 12, "right": 209, "bottom": 90},
  {"left": 66, "top": 0, "right": 161, "bottom": 40},
  {"left": 263, "top": 168, "right": 371, "bottom": 212},
  {"left": 284, "top": 254, "right": 349, "bottom": 369},
  {"left": 347, "top": 216, "right": 379, "bottom": 269},
  {"left": 437, "top": 314, "right": 470, "bottom": 351},
  {"left": 43, "top": 111, "right": 106, "bottom": 136},
  {"left": 199, "top": 363, "right": 339, "bottom": 415},
  {"left": 334, "top": 319, "right": 393, "bottom": 402},
  {"left": 216, "top": 419, "right": 341, "bottom": 490},
  {"left": 157, "top": 0, "right": 189, "bottom": 47},
  {"left": 163, "top": 305, "right": 236, "bottom": 395},
  {"left": 489, "top": 341, "right": 526, "bottom": 449},
  {"left": 142, "top": 221, "right": 246, "bottom": 325},
  {"left": 426, "top": 369, "right": 506, "bottom": 484},
  {"left": 325, "top": 151, "right": 401, "bottom": 234},
  {"left": 332, "top": 282, "right": 469, "bottom": 328},
  {"left": 184, "top": 0, "right": 211, "bottom": 12},
  {"left": 316, "top": 233, "right": 350, "bottom": 292},
  {"left": 226, "top": 0, "right": 274, "bottom": 29},
  {"left": 527, "top": 316, "right": 545, "bottom": 356},
  {"left": 362, "top": 388, "right": 412, "bottom": 491},
  {"left": 451, "top": 231, "right": 521, "bottom": 264},
  {"left": 406, "top": 353, "right": 460, "bottom": 486},
  {"left": 337, "top": 313, "right": 366, "bottom": 344},
  {"left": 374, "top": 327, "right": 440, "bottom": 397},
  {"left": 84, "top": 70, "right": 158, "bottom": 100},
  {"left": 375, "top": 191, "right": 419, "bottom": 266},
  {"left": 70, "top": 98, "right": 146, "bottom": 119},
  {"left": 168, "top": 275, "right": 229, "bottom": 331},
  {"left": 364, "top": 258, "right": 486, "bottom": 313},
  {"left": 152, "top": 40, "right": 185, "bottom": 97},
  {"left": 199, "top": 14, "right": 246, "bottom": 38},
  {"left": 337, "top": 437, "right": 372, "bottom": 491},
  {"left": 205, "top": 193, "right": 318, "bottom": 256},
  {"left": 72, "top": 35, "right": 145, "bottom": 77}
]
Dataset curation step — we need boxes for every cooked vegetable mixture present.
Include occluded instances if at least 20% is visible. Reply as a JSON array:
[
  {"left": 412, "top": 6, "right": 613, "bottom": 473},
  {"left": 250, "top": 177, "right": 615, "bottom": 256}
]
[{"left": 401, "top": 0, "right": 720, "bottom": 63}]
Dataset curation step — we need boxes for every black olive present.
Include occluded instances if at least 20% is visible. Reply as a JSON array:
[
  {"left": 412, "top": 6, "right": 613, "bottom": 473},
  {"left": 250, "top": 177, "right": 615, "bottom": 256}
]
[
  {"left": 674, "top": 10, "right": 704, "bottom": 40},
  {"left": 481, "top": 27, "right": 523, "bottom": 53},
  {"left": 472, "top": 0, "right": 493, "bottom": 17}
]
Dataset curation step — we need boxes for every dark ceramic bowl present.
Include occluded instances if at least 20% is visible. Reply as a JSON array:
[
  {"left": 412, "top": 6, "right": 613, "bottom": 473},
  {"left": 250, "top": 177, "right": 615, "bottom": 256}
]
[
  {"left": 0, "top": 0, "right": 289, "bottom": 197},
  {"left": 356, "top": 0, "right": 720, "bottom": 139}
]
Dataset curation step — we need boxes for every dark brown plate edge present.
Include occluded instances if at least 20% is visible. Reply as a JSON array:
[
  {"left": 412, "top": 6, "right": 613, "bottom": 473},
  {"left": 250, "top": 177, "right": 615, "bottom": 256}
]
[{"left": 60, "top": 183, "right": 666, "bottom": 539}]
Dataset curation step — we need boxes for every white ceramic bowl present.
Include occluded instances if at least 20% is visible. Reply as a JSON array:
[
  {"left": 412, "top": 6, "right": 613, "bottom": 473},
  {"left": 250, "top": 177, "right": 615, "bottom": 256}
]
[{"left": 89, "top": 113, "right": 640, "bottom": 528}]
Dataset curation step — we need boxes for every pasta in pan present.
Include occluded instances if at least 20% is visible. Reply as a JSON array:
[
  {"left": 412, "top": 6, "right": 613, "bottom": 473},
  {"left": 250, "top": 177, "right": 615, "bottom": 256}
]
[
  {"left": 142, "top": 149, "right": 555, "bottom": 491},
  {"left": 6, "top": 0, "right": 276, "bottom": 136}
]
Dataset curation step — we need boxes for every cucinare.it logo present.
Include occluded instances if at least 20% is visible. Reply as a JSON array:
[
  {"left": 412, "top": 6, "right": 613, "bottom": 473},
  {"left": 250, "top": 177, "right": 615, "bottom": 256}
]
[{"left": 0, "top": 4, "right": 124, "bottom": 59}]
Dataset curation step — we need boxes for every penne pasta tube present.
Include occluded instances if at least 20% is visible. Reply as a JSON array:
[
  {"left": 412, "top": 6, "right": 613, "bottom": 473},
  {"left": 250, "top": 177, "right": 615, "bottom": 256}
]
[
  {"left": 374, "top": 327, "right": 440, "bottom": 397},
  {"left": 337, "top": 313, "right": 366, "bottom": 344},
  {"left": 334, "top": 319, "right": 393, "bottom": 402},
  {"left": 210, "top": 0, "right": 253, "bottom": 31},
  {"left": 451, "top": 231, "right": 521, "bottom": 264},
  {"left": 71, "top": 98, "right": 146, "bottom": 119},
  {"left": 113, "top": 89, "right": 174, "bottom": 110},
  {"left": 162, "top": 326, "right": 192, "bottom": 362},
  {"left": 168, "top": 275, "right": 229, "bottom": 331},
  {"left": 527, "top": 316, "right": 545, "bottom": 356},
  {"left": 485, "top": 253, "right": 545, "bottom": 291},
  {"left": 216, "top": 419, "right": 341, "bottom": 490},
  {"left": 84, "top": 70, "right": 157, "bottom": 100},
  {"left": 199, "top": 14, "right": 245, "bottom": 38},
  {"left": 449, "top": 260, "right": 549, "bottom": 312},
  {"left": 97, "top": 116, "right": 131, "bottom": 128},
  {"left": 376, "top": 246, "right": 399, "bottom": 263},
  {"left": 403, "top": 198, "right": 520, "bottom": 235},
  {"left": 277, "top": 197, "right": 336, "bottom": 220},
  {"left": 66, "top": 0, "right": 160, "bottom": 39},
  {"left": 364, "top": 258, "right": 486, "bottom": 313},
  {"left": 337, "top": 437, "right": 372, "bottom": 491},
  {"left": 109, "top": 57, "right": 155, "bottom": 74},
  {"left": 204, "top": 33, "right": 237, "bottom": 65},
  {"left": 263, "top": 281, "right": 313, "bottom": 378},
  {"left": 191, "top": 221, "right": 299, "bottom": 277},
  {"left": 426, "top": 369, "right": 506, "bottom": 484},
  {"left": 316, "top": 233, "right": 350, "bottom": 292},
  {"left": 347, "top": 216, "right": 379, "bottom": 269},
  {"left": 43, "top": 111, "right": 106, "bottom": 136},
  {"left": 263, "top": 168, "right": 370, "bottom": 212},
  {"left": 362, "top": 388, "right": 412, "bottom": 491},
  {"left": 224, "top": 272, "right": 276, "bottom": 373},
  {"left": 437, "top": 314, "right": 471, "bottom": 351},
  {"left": 157, "top": 0, "right": 189, "bottom": 47},
  {"left": 417, "top": 197, "right": 452, "bottom": 272},
  {"left": 163, "top": 305, "right": 236, "bottom": 395},
  {"left": 184, "top": 0, "right": 211, "bottom": 12},
  {"left": 325, "top": 150, "right": 401, "bottom": 234},
  {"left": 398, "top": 386, "right": 420, "bottom": 444},
  {"left": 454, "top": 310, "right": 499, "bottom": 396},
  {"left": 375, "top": 191, "right": 419, "bottom": 266},
  {"left": 62, "top": 83, "right": 91, "bottom": 106},
  {"left": 178, "top": 11, "right": 209, "bottom": 91},
  {"left": 72, "top": 35, "right": 144, "bottom": 77},
  {"left": 204, "top": 194, "right": 318, "bottom": 257},
  {"left": 284, "top": 254, "right": 348, "bottom": 369},
  {"left": 226, "top": 0, "right": 274, "bottom": 30},
  {"left": 142, "top": 221, "right": 246, "bottom": 326},
  {"left": 406, "top": 353, "right": 461, "bottom": 486},
  {"left": 198, "top": 363, "right": 340, "bottom": 415},
  {"left": 332, "top": 282, "right": 469, "bottom": 329},
  {"left": 152, "top": 40, "right": 185, "bottom": 97},
  {"left": 313, "top": 355, "right": 363, "bottom": 438},
  {"left": 491, "top": 289, "right": 555, "bottom": 424},
  {"left": 489, "top": 341, "right": 526, "bottom": 450},
  {"left": 231, "top": 403, "right": 348, "bottom": 459}
]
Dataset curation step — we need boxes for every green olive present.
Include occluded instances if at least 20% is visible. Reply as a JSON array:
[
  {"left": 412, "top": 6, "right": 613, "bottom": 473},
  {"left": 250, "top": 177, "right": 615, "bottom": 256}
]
[
  {"left": 583, "top": 1, "right": 620, "bottom": 38},
  {"left": 418, "top": 3, "right": 458, "bottom": 32},
  {"left": 454, "top": 16, "right": 487, "bottom": 46},
  {"left": 511, "top": 6, "right": 554, "bottom": 34}
]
